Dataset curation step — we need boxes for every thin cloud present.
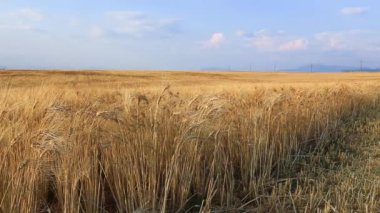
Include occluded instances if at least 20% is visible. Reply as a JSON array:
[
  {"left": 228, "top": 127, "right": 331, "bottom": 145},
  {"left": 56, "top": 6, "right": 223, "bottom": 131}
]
[
  {"left": 107, "top": 11, "right": 145, "bottom": 21},
  {"left": 0, "top": 8, "right": 44, "bottom": 32},
  {"left": 235, "top": 30, "right": 255, "bottom": 38},
  {"left": 106, "top": 10, "right": 179, "bottom": 37},
  {"left": 237, "top": 29, "right": 295, "bottom": 51},
  {"left": 252, "top": 35, "right": 275, "bottom": 50},
  {"left": 279, "top": 39, "right": 308, "bottom": 51},
  {"left": 237, "top": 29, "right": 275, "bottom": 50},
  {"left": 314, "top": 30, "right": 380, "bottom": 52},
  {"left": 88, "top": 26, "right": 105, "bottom": 38},
  {"left": 204, "top": 33, "right": 225, "bottom": 48},
  {"left": 315, "top": 32, "right": 346, "bottom": 50},
  {"left": 10, "top": 8, "right": 44, "bottom": 21},
  {"left": 341, "top": 7, "right": 368, "bottom": 16},
  {"left": 69, "top": 17, "right": 81, "bottom": 27}
]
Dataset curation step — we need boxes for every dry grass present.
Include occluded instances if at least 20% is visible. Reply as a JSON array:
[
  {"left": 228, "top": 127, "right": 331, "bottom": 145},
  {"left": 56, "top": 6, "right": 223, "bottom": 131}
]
[{"left": 0, "top": 70, "right": 379, "bottom": 212}]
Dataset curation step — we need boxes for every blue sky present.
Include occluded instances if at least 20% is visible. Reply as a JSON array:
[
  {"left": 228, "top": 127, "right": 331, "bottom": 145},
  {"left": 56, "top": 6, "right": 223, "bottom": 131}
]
[{"left": 0, "top": 0, "right": 379, "bottom": 70}]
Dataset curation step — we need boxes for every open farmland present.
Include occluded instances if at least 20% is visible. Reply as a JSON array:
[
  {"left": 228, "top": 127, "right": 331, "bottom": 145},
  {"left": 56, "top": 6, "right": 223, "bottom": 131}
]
[{"left": 0, "top": 70, "right": 379, "bottom": 212}]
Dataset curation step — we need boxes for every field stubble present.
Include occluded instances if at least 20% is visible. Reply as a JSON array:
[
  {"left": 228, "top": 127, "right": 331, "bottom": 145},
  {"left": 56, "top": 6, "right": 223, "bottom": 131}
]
[{"left": 0, "top": 70, "right": 379, "bottom": 212}]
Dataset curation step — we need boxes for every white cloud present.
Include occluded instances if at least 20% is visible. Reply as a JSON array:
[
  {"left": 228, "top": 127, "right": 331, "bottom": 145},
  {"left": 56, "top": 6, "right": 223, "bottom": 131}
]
[
  {"left": 341, "top": 7, "right": 368, "bottom": 16},
  {"left": 204, "top": 33, "right": 225, "bottom": 48},
  {"left": 279, "top": 39, "right": 308, "bottom": 51},
  {"left": 106, "top": 10, "right": 178, "bottom": 37}
]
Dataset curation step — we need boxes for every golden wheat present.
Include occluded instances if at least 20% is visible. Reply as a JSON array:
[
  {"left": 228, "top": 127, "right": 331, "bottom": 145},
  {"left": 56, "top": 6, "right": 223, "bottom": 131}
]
[{"left": 0, "top": 70, "right": 379, "bottom": 212}]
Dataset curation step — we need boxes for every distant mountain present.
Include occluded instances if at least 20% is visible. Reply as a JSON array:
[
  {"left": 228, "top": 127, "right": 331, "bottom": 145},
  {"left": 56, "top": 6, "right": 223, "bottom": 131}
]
[
  {"left": 290, "top": 64, "right": 380, "bottom": 72},
  {"left": 201, "top": 64, "right": 380, "bottom": 72},
  {"left": 289, "top": 64, "right": 357, "bottom": 72},
  {"left": 342, "top": 68, "right": 380, "bottom": 72}
]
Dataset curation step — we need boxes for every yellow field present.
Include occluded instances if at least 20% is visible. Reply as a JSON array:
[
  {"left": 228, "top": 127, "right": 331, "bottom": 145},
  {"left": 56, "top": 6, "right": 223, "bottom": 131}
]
[
  {"left": 0, "top": 70, "right": 379, "bottom": 212},
  {"left": 2, "top": 70, "right": 380, "bottom": 88}
]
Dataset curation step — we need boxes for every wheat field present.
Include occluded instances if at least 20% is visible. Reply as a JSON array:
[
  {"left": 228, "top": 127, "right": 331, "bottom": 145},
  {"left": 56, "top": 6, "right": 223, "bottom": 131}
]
[{"left": 0, "top": 70, "right": 379, "bottom": 212}]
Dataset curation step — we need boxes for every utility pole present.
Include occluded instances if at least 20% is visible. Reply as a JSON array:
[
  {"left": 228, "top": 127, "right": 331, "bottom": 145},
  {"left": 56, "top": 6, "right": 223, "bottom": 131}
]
[
  {"left": 310, "top": 64, "right": 313, "bottom": 72},
  {"left": 360, "top": 60, "right": 363, "bottom": 72}
]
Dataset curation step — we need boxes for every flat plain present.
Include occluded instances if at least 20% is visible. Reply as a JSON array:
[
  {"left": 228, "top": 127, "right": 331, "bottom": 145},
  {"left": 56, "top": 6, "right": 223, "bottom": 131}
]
[{"left": 0, "top": 70, "right": 379, "bottom": 212}]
